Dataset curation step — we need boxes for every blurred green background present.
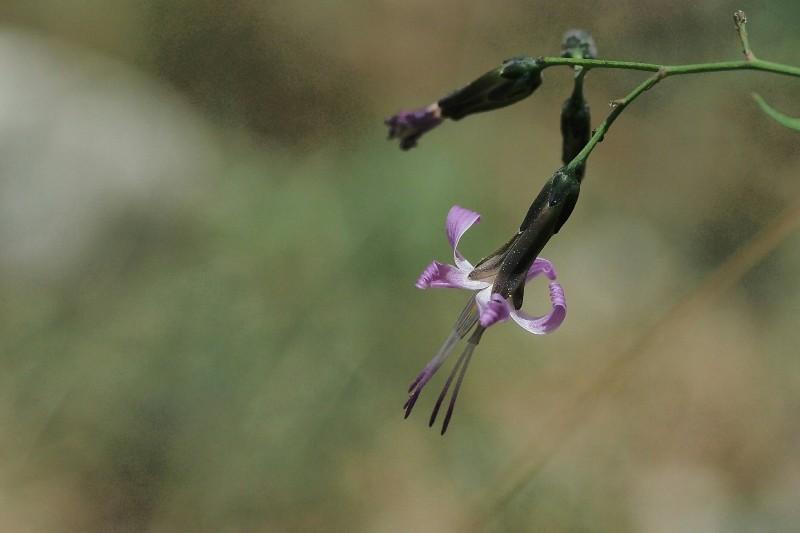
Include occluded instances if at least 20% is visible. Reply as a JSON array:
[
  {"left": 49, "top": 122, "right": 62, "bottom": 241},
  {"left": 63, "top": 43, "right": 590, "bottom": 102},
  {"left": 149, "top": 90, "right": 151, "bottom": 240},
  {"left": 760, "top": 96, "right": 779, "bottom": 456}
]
[{"left": 1, "top": 1, "right": 799, "bottom": 531}]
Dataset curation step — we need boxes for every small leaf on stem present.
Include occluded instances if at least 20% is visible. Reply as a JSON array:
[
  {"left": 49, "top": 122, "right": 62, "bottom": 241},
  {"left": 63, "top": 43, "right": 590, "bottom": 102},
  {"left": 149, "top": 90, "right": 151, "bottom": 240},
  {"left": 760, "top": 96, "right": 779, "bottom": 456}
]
[{"left": 753, "top": 93, "right": 800, "bottom": 132}]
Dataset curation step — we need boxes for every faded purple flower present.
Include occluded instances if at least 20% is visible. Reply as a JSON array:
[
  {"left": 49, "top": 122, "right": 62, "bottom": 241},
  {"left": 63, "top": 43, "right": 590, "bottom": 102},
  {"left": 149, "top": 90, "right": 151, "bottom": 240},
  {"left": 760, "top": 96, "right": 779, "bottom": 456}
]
[
  {"left": 405, "top": 205, "right": 567, "bottom": 433},
  {"left": 385, "top": 103, "right": 443, "bottom": 150}
]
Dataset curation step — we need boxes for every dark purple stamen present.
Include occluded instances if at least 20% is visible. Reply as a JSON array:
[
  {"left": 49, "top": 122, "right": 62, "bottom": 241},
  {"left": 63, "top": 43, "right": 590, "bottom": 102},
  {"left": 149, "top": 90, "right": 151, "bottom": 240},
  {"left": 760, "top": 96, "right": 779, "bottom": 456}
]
[
  {"left": 429, "top": 326, "right": 484, "bottom": 435},
  {"left": 441, "top": 344, "right": 475, "bottom": 435},
  {"left": 403, "top": 298, "right": 478, "bottom": 420},
  {"left": 428, "top": 346, "right": 469, "bottom": 427},
  {"left": 404, "top": 330, "right": 457, "bottom": 418}
]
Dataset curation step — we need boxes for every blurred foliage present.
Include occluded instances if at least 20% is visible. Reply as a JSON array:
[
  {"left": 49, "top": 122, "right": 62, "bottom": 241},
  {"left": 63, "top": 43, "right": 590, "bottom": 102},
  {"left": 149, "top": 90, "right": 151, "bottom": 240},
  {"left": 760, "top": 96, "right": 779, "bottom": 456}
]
[{"left": 0, "top": 1, "right": 799, "bottom": 532}]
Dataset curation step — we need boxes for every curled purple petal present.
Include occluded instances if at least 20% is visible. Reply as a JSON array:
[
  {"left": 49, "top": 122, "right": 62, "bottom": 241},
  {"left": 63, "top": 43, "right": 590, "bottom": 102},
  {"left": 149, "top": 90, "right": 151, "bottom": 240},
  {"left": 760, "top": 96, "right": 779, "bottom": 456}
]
[
  {"left": 446, "top": 205, "right": 481, "bottom": 271},
  {"left": 385, "top": 103, "right": 443, "bottom": 150},
  {"left": 527, "top": 257, "right": 557, "bottom": 281},
  {"left": 475, "top": 287, "right": 511, "bottom": 328},
  {"left": 509, "top": 281, "right": 566, "bottom": 334},
  {"left": 416, "top": 261, "right": 489, "bottom": 290}
]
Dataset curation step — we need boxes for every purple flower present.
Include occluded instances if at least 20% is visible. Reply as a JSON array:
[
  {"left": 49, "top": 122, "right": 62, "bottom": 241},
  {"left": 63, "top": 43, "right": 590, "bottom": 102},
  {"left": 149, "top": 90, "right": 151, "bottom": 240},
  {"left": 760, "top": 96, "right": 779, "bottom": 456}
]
[
  {"left": 405, "top": 205, "right": 567, "bottom": 433},
  {"left": 385, "top": 103, "right": 443, "bottom": 150},
  {"left": 417, "top": 205, "right": 566, "bottom": 331}
]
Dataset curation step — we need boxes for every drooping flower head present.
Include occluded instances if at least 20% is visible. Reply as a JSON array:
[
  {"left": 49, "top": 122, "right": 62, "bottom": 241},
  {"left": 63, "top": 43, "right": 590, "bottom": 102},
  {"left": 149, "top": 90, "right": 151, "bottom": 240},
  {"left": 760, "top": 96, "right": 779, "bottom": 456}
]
[{"left": 406, "top": 205, "right": 567, "bottom": 433}]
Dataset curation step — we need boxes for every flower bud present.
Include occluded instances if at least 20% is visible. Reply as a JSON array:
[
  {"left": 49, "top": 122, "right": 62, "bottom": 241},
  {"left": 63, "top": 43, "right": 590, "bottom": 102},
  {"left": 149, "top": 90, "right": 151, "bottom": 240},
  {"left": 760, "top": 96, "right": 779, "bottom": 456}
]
[
  {"left": 560, "top": 29, "right": 596, "bottom": 180},
  {"left": 437, "top": 57, "right": 543, "bottom": 120},
  {"left": 561, "top": 93, "right": 591, "bottom": 180}
]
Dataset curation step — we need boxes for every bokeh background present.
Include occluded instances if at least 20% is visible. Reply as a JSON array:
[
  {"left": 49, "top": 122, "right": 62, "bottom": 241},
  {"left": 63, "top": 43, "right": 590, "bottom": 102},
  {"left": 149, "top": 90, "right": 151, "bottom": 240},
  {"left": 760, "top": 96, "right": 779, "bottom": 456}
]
[{"left": 1, "top": 1, "right": 799, "bottom": 531}]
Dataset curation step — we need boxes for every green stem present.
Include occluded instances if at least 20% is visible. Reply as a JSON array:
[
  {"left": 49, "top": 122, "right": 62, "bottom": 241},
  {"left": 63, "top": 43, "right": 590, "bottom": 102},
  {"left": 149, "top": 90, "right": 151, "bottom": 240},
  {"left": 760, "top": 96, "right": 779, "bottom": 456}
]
[
  {"left": 547, "top": 55, "right": 800, "bottom": 172},
  {"left": 539, "top": 56, "right": 800, "bottom": 78},
  {"left": 572, "top": 67, "right": 586, "bottom": 100},
  {"left": 566, "top": 71, "right": 663, "bottom": 173}
]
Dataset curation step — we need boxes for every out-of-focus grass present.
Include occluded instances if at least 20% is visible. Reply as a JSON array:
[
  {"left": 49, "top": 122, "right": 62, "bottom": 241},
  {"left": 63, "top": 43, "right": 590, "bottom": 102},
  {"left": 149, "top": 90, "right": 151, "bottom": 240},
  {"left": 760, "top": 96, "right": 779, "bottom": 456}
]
[
  {"left": 472, "top": 197, "right": 800, "bottom": 531},
  {"left": 1, "top": 1, "right": 800, "bottom": 532}
]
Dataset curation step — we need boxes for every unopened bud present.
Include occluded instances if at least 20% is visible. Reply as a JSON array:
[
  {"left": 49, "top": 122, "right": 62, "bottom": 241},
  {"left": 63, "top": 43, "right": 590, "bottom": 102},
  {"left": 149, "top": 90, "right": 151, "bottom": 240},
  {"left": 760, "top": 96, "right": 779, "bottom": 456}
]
[
  {"left": 437, "top": 57, "right": 543, "bottom": 120},
  {"left": 560, "top": 29, "right": 595, "bottom": 179},
  {"left": 561, "top": 95, "right": 591, "bottom": 180}
]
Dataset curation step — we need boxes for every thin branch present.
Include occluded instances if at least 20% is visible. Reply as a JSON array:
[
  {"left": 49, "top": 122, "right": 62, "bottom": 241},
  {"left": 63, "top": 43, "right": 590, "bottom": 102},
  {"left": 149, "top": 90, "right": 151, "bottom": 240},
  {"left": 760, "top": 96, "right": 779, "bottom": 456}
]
[
  {"left": 733, "top": 10, "right": 756, "bottom": 61},
  {"left": 565, "top": 70, "right": 665, "bottom": 173},
  {"left": 539, "top": 56, "right": 800, "bottom": 77}
]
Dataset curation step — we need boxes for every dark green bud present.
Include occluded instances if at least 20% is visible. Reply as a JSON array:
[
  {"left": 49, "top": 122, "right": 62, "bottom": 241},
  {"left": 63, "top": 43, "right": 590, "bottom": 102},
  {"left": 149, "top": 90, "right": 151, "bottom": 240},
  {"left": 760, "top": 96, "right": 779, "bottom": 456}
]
[
  {"left": 502, "top": 168, "right": 580, "bottom": 307},
  {"left": 560, "top": 29, "right": 596, "bottom": 180},
  {"left": 471, "top": 167, "right": 581, "bottom": 308},
  {"left": 517, "top": 166, "right": 580, "bottom": 236},
  {"left": 561, "top": 91, "right": 591, "bottom": 181},
  {"left": 437, "top": 57, "right": 543, "bottom": 121},
  {"left": 561, "top": 29, "right": 597, "bottom": 60}
]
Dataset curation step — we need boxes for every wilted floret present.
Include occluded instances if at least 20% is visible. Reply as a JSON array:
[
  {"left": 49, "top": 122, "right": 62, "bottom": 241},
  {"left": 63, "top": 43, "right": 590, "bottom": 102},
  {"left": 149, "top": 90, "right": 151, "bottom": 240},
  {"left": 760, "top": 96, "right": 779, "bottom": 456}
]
[{"left": 385, "top": 104, "right": 443, "bottom": 150}]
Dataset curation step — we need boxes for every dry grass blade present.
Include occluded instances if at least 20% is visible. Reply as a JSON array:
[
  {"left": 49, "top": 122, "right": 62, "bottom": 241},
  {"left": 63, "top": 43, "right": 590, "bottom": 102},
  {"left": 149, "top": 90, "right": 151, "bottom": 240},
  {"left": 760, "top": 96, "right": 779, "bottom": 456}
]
[{"left": 467, "top": 197, "right": 800, "bottom": 531}]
